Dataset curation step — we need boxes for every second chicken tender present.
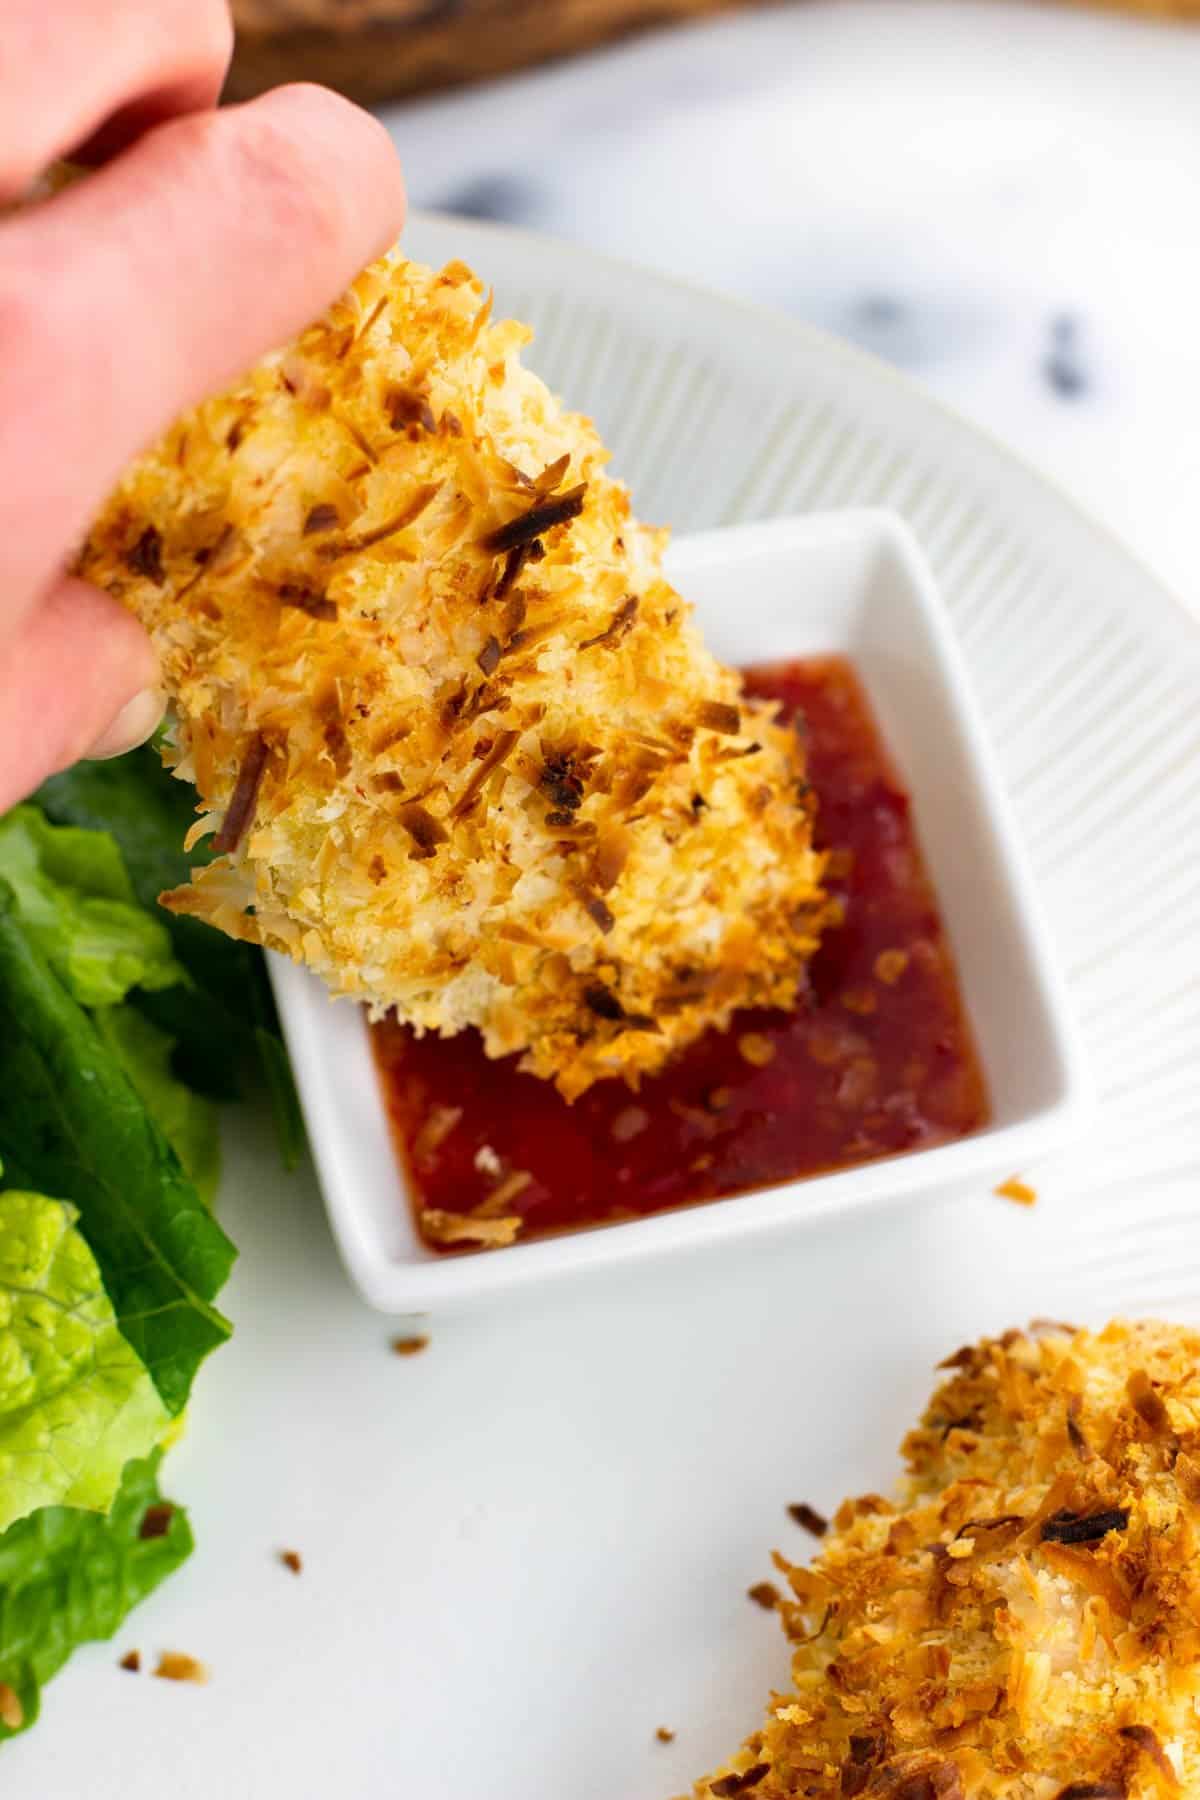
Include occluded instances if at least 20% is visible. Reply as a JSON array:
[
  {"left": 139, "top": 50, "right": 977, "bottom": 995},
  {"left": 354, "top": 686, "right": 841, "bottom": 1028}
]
[
  {"left": 694, "top": 1319, "right": 1200, "bottom": 1799},
  {"left": 80, "top": 254, "right": 828, "bottom": 1097}
]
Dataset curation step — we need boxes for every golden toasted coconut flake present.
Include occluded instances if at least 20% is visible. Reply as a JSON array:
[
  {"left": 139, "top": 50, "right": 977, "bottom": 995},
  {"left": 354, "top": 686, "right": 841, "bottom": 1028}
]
[
  {"left": 693, "top": 1321, "right": 1200, "bottom": 1800},
  {"left": 81, "top": 253, "right": 829, "bottom": 1097},
  {"left": 154, "top": 1651, "right": 209, "bottom": 1685},
  {"left": 419, "top": 1209, "right": 522, "bottom": 1250}
]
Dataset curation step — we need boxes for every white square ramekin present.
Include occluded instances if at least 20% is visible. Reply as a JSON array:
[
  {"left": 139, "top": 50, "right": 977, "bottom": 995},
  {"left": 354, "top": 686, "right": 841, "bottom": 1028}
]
[{"left": 269, "top": 510, "right": 1090, "bottom": 1312}]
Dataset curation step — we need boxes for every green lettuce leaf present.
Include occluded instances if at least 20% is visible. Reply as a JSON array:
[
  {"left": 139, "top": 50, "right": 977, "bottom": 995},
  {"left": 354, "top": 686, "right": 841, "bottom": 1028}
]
[
  {"left": 35, "top": 743, "right": 209, "bottom": 921},
  {"left": 254, "top": 1025, "right": 305, "bottom": 1174},
  {"left": 93, "top": 1008, "right": 220, "bottom": 1206},
  {"left": 35, "top": 751, "right": 304, "bottom": 1159},
  {"left": 0, "top": 1450, "right": 192, "bottom": 1740},
  {"left": 0, "top": 884, "right": 235, "bottom": 1414},
  {"left": 0, "top": 804, "right": 223, "bottom": 1207},
  {"left": 0, "top": 773, "right": 238, "bottom": 1752},
  {"left": 35, "top": 747, "right": 266, "bottom": 1057},
  {"left": 0, "top": 808, "right": 182, "bottom": 1007},
  {"left": 0, "top": 1192, "right": 170, "bottom": 1532}
]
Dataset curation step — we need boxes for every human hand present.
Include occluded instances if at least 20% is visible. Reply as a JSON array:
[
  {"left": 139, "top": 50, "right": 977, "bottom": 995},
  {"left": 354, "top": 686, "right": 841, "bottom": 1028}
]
[{"left": 0, "top": 0, "right": 405, "bottom": 811}]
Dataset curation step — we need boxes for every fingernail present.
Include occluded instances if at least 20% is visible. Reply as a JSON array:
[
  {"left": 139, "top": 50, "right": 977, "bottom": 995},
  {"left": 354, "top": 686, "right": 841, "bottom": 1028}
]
[{"left": 85, "top": 688, "right": 165, "bottom": 761}]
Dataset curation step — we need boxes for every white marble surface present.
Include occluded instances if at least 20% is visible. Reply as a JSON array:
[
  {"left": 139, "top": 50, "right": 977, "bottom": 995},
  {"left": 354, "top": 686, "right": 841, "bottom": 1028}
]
[{"left": 383, "top": 0, "right": 1200, "bottom": 610}]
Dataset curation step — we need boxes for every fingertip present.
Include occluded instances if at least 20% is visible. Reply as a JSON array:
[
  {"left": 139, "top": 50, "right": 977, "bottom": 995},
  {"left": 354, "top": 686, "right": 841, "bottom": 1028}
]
[
  {"left": 63, "top": 578, "right": 161, "bottom": 695},
  {"left": 243, "top": 81, "right": 407, "bottom": 254},
  {"left": 34, "top": 578, "right": 159, "bottom": 761},
  {"left": 83, "top": 684, "right": 165, "bottom": 761},
  {"left": 0, "top": 578, "right": 160, "bottom": 808}
]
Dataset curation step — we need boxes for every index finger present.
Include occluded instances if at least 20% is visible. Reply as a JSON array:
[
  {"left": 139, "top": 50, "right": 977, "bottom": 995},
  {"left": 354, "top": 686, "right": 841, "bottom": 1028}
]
[
  {"left": 0, "top": 0, "right": 233, "bottom": 201},
  {"left": 0, "top": 83, "right": 406, "bottom": 619}
]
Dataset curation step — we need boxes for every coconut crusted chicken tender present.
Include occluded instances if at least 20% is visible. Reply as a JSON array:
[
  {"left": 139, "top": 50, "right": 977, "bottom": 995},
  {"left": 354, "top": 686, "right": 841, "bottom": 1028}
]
[
  {"left": 80, "top": 253, "right": 828, "bottom": 1097},
  {"left": 695, "top": 1320, "right": 1200, "bottom": 1800}
]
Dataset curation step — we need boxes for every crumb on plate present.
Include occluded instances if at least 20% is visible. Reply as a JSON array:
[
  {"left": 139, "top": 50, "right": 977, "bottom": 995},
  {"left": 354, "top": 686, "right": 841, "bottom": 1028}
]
[
  {"left": 747, "top": 1582, "right": 780, "bottom": 1611},
  {"left": 154, "top": 1652, "right": 209, "bottom": 1685},
  {"left": 786, "top": 1502, "right": 828, "bottom": 1538}
]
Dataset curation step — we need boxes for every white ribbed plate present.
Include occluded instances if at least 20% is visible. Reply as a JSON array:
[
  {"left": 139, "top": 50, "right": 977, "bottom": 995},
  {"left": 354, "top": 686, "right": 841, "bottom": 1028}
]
[{"left": 18, "top": 218, "right": 1200, "bottom": 1800}]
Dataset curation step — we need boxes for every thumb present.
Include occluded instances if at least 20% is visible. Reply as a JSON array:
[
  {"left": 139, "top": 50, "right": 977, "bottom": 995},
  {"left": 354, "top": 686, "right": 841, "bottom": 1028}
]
[{"left": 0, "top": 576, "right": 161, "bottom": 810}]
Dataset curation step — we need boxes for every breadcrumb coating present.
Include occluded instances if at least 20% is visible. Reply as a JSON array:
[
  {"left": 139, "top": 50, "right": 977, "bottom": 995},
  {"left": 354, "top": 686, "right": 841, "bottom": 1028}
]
[
  {"left": 694, "top": 1320, "right": 1200, "bottom": 1800},
  {"left": 80, "top": 253, "right": 828, "bottom": 1097}
]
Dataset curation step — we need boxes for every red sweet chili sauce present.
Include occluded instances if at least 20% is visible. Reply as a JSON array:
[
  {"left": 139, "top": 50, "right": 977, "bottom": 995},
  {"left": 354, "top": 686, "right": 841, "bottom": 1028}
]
[{"left": 371, "top": 656, "right": 988, "bottom": 1252}]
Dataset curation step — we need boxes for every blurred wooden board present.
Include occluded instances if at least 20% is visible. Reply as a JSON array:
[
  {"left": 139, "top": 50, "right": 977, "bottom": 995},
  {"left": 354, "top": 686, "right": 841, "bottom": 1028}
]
[
  {"left": 228, "top": 0, "right": 1200, "bottom": 107},
  {"left": 226, "top": 0, "right": 776, "bottom": 103}
]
